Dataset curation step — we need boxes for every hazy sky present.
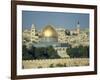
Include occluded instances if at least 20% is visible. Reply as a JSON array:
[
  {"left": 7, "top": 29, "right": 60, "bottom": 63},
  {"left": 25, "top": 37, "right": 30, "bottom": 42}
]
[{"left": 22, "top": 11, "right": 89, "bottom": 30}]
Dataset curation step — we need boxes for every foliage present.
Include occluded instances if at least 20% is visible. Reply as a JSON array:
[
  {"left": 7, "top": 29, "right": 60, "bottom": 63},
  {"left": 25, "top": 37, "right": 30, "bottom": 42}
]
[
  {"left": 65, "top": 29, "right": 70, "bottom": 35},
  {"left": 34, "top": 46, "right": 60, "bottom": 59},
  {"left": 49, "top": 63, "right": 67, "bottom": 68},
  {"left": 22, "top": 45, "right": 33, "bottom": 60},
  {"left": 38, "top": 66, "right": 42, "bottom": 68},
  {"left": 67, "top": 45, "right": 89, "bottom": 58},
  {"left": 27, "top": 46, "right": 35, "bottom": 58},
  {"left": 22, "top": 45, "right": 61, "bottom": 60},
  {"left": 56, "top": 63, "right": 65, "bottom": 67},
  {"left": 49, "top": 64, "right": 54, "bottom": 68},
  {"left": 46, "top": 46, "right": 60, "bottom": 59},
  {"left": 56, "top": 63, "right": 66, "bottom": 67},
  {"left": 34, "top": 47, "right": 47, "bottom": 59}
]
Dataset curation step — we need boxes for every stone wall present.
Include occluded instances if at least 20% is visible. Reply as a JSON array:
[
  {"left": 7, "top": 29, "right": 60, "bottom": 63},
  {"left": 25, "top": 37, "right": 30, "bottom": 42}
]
[{"left": 22, "top": 58, "right": 89, "bottom": 69}]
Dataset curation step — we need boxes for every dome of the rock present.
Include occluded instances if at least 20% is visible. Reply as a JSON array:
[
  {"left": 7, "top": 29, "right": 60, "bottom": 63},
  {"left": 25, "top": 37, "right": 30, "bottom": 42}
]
[
  {"left": 41, "top": 25, "right": 58, "bottom": 42},
  {"left": 42, "top": 25, "right": 58, "bottom": 38}
]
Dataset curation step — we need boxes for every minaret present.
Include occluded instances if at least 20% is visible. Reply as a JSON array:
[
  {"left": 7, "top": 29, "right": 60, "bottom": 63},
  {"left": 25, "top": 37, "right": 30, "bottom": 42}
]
[
  {"left": 77, "top": 21, "right": 80, "bottom": 34},
  {"left": 31, "top": 24, "right": 36, "bottom": 42},
  {"left": 31, "top": 24, "right": 35, "bottom": 36}
]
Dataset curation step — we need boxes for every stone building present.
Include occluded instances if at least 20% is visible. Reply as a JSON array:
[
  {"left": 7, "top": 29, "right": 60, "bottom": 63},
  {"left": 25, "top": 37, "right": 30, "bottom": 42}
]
[{"left": 22, "top": 22, "right": 89, "bottom": 58}]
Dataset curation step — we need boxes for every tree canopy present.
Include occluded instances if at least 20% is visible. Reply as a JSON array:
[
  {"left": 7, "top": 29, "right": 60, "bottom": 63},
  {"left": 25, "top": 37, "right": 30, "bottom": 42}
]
[
  {"left": 67, "top": 45, "right": 89, "bottom": 58},
  {"left": 22, "top": 45, "right": 60, "bottom": 60}
]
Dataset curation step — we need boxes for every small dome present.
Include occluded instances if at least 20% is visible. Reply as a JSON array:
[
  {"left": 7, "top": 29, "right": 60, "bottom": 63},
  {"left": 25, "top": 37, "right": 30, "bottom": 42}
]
[{"left": 42, "top": 25, "right": 58, "bottom": 38}]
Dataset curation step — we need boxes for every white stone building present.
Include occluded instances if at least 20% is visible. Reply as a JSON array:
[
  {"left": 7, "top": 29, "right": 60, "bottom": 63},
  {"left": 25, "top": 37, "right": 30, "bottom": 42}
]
[{"left": 22, "top": 22, "right": 89, "bottom": 58}]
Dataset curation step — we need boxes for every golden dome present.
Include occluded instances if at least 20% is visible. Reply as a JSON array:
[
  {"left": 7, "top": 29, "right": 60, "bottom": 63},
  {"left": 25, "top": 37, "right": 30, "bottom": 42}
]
[{"left": 42, "top": 25, "right": 58, "bottom": 38}]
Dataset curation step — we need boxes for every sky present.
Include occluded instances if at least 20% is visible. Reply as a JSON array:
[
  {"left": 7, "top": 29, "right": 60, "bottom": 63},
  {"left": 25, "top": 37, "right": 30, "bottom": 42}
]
[{"left": 22, "top": 11, "right": 89, "bottom": 30}]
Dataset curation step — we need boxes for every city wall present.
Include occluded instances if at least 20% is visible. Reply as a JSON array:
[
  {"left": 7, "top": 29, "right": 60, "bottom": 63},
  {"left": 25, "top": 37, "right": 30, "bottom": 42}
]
[{"left": 22, "top": 58, "right": 89, "bottom": 69}]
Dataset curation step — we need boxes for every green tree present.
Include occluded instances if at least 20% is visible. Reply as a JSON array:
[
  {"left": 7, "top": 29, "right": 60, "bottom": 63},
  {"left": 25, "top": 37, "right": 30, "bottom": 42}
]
[
  {"left": 27, "top": 46, "right": 35, "bottom": 59},
  {"left": 22, "top": 45, "right": 61, "bottom": 60},
  {"left": 67, "top": 45, "right": 89, "bottom": 58},
  {"left": 35, "top": 47, "right": 47, "bottom": 59},
  {"left": 22, "top": 45, "right": 33, "bottom": 60},
  {"left": 65, "top": 29, "right": 70, "bottom": 35},
  {"left": 34, "top": 46, "right": 60, "bottom": 59},
  {"left": 46, "top": 46, "right": 60, "bottom": 59}
]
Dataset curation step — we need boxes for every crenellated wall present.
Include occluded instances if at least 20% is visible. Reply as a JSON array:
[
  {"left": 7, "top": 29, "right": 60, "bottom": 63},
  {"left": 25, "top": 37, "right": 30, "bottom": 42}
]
[{"left": 22, "top": 58, "right": 89, "bottom": 69}]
